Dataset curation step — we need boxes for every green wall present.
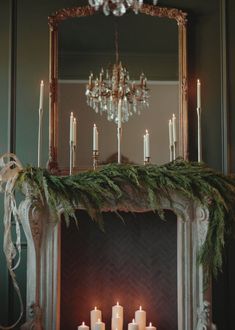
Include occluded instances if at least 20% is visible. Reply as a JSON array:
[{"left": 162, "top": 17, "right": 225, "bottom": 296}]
[{"left": 0, "top": 0, "right": 234, "bottom": 328}]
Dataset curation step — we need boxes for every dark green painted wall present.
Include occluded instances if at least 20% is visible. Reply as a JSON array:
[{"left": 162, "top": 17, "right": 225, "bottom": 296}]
[{"left": 0, "top": 0, "right": 234, "bottom": 328}]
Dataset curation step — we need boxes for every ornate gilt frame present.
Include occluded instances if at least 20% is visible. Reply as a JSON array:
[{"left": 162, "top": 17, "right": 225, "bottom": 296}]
[{"left": 48, "top": 5, "right": 188, "bottom": 172}]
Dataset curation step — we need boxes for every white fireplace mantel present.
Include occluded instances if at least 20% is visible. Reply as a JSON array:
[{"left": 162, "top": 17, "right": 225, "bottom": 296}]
[{"left": 19, "top": 192, "right": 213, "bottom": 330}]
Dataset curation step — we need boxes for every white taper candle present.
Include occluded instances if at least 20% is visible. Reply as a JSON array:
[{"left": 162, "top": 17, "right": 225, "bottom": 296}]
[
  {"left": 145, "top": 130, "right": 150, "bottom": 158},
  {"left": 39, "top": 80, "right": 44, "bottom": 110},
  {"left": 197, "top": 79, "right": 201, "bottom": 109}
]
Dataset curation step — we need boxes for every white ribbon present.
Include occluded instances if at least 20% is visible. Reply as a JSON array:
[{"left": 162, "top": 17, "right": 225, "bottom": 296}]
[{"left": 0, "top": 153, "right": 24, "bottom": 329}]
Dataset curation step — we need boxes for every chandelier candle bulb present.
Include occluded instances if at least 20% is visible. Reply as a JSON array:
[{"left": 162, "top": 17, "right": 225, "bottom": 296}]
[
  {"left": 78, "top": 322, "right": 89, "bottom": 330},
  {"left": 135, "top": 306, "right": 146, "bottom": 330},
  {"left": 90, "top": 307, "right": 102, "bottom": 330},
  {"left": 128, "top": 319, "right": 139, "bottom": 330},
  {"left": 93, "top": 124, "right": 99, "bottom": 151},
  {"left": 111, "top": 313, "right": 122, "bottom": 330},
  {"left": 145, "top": 322, "right": 156, "bottom": 330},
  {"left": 197, "top": 79, "right": 201, "bottom": 109},
  {"left": 94, "top": 319, "right": 105, "bottom": 330}
]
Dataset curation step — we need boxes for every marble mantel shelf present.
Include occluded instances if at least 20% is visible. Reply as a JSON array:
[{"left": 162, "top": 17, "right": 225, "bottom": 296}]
[{"left": 19, "top": 190, "right": 212, "bottom": 330}]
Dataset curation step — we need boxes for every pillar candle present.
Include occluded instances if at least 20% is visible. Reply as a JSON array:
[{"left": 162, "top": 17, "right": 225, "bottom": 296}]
[
  {"left": 93, "top": 124, "right": 98, "bottom": 151},
  {"left": 145, "top": 130, "right": 150, "bottom": 158},
  {"left": 172, "top": 113, "right": 177, "bottom": 143},
  {"left": 78, "top": 322, "right": 89, "bottom": 330},
  {"left": 73, "top": 117, "right": 77, "bottom": 147},
  {"left": 90, "top": 307, "right": 102, "bottom": 330},
  {"left": 128, "top": 319, "right": 139, "bottom": 330},
  {"left": 111, "top": 313, "right": 122, "bottom": 330},
  {"left": 145, "top": 322, "right": 156, "bottom": 330},
  {"left": 112, "top": 302, "right": 123, "bottom": 319},
  {"left": 197, "top": 79, "right": 201, "bottom": 108},
  {"left": 94, "top": 319, "right": 105, "bottom": 330},
  {"left": 70, "top": 112, "right": 74, "bottom": 143},
  {"left": 39, "top": 80, "right": 44, "bottom": 110},
  {"left": 135, "top": 306, "right": 146, "bottom": 330}
]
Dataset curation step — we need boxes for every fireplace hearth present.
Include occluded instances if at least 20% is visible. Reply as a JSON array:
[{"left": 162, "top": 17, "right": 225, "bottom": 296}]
[{"left": 61, "top": 210, "right": 177, "bottom": 330}]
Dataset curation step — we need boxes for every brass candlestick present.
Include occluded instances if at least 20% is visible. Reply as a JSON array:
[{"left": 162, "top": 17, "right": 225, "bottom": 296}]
[
  {"left": 144, "top": 156, "right": 151, "bottom": 165},
  {"left": 93, "top": 150, "right": 99, "bottom": 170}
]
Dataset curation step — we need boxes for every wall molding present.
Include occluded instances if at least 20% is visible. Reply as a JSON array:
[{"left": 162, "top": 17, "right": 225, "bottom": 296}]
[{"left": 220, "top": 0, "right": 230, "bottom": 174}]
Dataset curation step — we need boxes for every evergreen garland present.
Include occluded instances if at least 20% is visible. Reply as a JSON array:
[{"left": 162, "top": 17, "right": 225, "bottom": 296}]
[{"left": 16, "top": 159, "right": 235, "bottom": 278}]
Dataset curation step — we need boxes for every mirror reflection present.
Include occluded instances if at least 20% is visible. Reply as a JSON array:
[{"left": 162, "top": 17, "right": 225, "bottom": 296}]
[{"left": 57, "top": 11, "right": 180, "bottom": 170}]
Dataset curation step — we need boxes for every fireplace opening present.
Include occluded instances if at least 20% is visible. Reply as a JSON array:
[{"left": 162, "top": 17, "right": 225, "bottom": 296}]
[{"left": 60, "top": 210, "right": 177, "bottom": 330}]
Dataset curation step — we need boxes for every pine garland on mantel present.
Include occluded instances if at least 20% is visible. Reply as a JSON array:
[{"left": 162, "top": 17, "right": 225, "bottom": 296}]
[{"left": 14, "top": 158, "right": 235, "bottom": 277}]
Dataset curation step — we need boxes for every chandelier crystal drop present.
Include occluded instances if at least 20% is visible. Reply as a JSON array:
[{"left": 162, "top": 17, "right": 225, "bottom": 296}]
[{"left": 88, "top": 0, "right": 158, "bottom": 16}]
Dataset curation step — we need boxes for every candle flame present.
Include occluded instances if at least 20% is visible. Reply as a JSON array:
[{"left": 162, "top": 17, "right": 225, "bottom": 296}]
[
  {"left": 197, "top": 79, "right": 201, "bottom": 84},
  {"left": 117, "top": 301, "right": 119, "bottom": 305},
  {"left": 94, "top": 306, "right": 97, "bottom": 310},
  {"left": 94, "top": 123, "right": 96, "bottom": 128},
  {"left": 139, "top": 306, "right": 142, "bottom": 310},
  {"left": 145, "top": 130, "right": 148, "bottom": 134},
  {"left": 132, "top": 319, "right": 135, "bottom": 323},
  {"left": 40, "top": 80, "right": 44, "bottom": 85},
  {"left": 82, "top": 322, "right": 85, "bottom": 326},
  {"left": 149, "top": 322, "right": 152, "bottom": 327}
]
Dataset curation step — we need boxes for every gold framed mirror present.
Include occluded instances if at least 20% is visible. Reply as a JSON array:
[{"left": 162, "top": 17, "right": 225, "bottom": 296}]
[{"left": 48, "top": 4, "right": 187, "bottom": 172}]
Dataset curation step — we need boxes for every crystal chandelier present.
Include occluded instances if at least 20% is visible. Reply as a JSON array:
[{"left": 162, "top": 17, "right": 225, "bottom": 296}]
[
  {"left": 85, "top": 28, "right": 149, "bottom": 124},
  {"left": 88, "top": 0, "right": 158, "bottom": 16}
]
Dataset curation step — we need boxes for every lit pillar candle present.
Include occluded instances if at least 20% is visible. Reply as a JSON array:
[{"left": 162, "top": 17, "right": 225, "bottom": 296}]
[
  {"left": 94, "top": 319, "right": 105, "bottom": 330},
  {"left": 135, "top": 306, "right": 146, "bottom": 330},
  {"left": 70, "top": 112, "right": 74, "bottom": 143},
  {"left": 112, "top": 302, "right": 123, "bottom": 319},
  {"left": 197, "top": 79, "right": 201, "bottom": 108},
  {"left": 78, "top": 322, "right": 89, "bottom": 330},
  {"left": 111, "top": 313, "right": 122, "bottom": 330},
  {"left": 90, "top": 307, "right": 102, "bottom": 330},
  {"left": 145, "top": 130, "right": 150, "bottom": 158},
  {"left": 172, "top": 113, "right": 177, "bottom": 143},
  {"left": 93, "top": 124, "right": 99, "bottom": 151},
  {"left": 39, "top": 80, "right": 44, "bottom": 110},
  {"left": 146, "top": 322, "right": 156, "bottom": 330},
  {"left": 128, "top": 319, "right": 139, "bottom": 330}
]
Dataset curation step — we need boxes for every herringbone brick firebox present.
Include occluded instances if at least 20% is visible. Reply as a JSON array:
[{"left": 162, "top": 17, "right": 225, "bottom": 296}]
[{"left": 60, "top": 210, "right": 177, "bottom": 330}]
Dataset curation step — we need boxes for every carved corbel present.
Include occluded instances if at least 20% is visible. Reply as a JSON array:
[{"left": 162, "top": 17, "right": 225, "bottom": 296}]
[{"left": 20, "top": 199, "right": 47, "bottom": 330}]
